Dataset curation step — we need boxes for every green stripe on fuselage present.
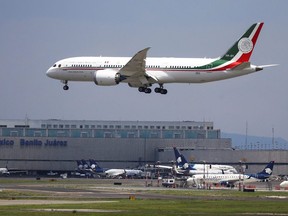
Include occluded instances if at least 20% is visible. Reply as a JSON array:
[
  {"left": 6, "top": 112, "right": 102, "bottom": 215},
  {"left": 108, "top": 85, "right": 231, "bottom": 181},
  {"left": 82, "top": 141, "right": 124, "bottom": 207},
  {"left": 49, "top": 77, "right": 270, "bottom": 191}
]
[{"left": 191, "top": 59, "right": 228, "bottom": 70}]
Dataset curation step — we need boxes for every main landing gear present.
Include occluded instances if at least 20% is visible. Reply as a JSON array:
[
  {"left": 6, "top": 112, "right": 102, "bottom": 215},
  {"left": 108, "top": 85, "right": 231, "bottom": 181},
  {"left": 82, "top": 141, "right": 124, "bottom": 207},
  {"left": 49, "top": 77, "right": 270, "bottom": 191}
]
[
  {"left": 61, "top": 80, "right": 69, "bottom": 90},
  {"left": 138, "top": 87, "right": 151, "bottom": 94},
  {"left": 138, "top": 84, "right": 168, "bottom": 95}
]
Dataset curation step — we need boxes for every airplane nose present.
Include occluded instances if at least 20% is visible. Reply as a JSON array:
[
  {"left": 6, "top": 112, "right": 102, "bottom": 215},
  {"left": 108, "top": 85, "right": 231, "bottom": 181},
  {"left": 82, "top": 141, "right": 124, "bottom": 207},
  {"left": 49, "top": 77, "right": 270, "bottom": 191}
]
[
  {"left": 46, "top": 67, "right": 57, "bottom": 78},
  {"left": 46, "top": 68, "right": 50, "bottom": 77},
  {"left": 46, "top": 68, "right": 52, "bottom": 77}
]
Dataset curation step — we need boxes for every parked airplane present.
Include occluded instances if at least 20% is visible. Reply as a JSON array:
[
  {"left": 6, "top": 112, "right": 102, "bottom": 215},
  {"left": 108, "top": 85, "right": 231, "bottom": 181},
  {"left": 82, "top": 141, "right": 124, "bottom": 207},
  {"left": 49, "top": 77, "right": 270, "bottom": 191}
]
[
  {"left": 105, "top": 168, "right": 143, "bottom": 178},
  {"left": 46, "top": 22, "right": 277, "bottom": 94},
  {"left": 0, "top": 163, "right": 28, "bottom": 176},
  {"left": 187, "top": 161, "right": 274, "bottom": 187},
  {"left": 280, "top": 181, "right": 288, "bottom": 188},
  {"left": 173, "top": 147, "right": 237, "bottom": 175},
  {"left": 76, "top": 160, "right": 142, "bottom": 178},
  {"left": 0, "top": 167, "right": 9, "bottom": 175},
  {"left": 76, "top": 159, "right": 105, "bottom": 175}
]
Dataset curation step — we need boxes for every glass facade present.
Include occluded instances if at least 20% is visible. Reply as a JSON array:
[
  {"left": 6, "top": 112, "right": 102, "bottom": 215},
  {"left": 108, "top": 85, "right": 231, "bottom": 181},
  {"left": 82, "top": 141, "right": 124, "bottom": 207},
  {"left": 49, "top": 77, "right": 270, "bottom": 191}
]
[{"left": 0, "top": 119, "right": 220, "bottom": 139}]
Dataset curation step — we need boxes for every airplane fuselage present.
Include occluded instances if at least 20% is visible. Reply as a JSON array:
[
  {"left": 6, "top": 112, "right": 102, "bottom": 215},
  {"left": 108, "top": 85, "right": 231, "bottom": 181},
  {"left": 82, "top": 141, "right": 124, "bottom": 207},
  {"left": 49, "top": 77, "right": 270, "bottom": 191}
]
[
  {"left": 187, "top": 173, "right": 262, "bottom": 186},
  {"left": 48, "top": 56, "right": 258, "bottom": 84}
]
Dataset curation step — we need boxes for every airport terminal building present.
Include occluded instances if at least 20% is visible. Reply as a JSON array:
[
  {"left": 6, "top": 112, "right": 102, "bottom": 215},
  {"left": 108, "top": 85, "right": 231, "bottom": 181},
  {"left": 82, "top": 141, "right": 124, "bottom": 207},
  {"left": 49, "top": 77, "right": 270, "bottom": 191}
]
[{"left": 0, "top": 119, "right": 287, "bottom": 175}]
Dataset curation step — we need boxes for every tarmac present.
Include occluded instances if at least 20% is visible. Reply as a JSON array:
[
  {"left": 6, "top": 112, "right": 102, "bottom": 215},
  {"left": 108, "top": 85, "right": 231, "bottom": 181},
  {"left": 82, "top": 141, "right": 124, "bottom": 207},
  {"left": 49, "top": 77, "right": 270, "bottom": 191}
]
[{"left": 0, "top": 177, "right": 288, "bottom": 205}]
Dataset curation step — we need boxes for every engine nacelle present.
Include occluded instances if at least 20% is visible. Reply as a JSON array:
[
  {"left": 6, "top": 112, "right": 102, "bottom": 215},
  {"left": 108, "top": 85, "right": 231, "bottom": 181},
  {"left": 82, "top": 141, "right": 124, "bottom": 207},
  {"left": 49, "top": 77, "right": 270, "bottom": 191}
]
[{"left": 94, "top": 69, "right": 121, "bottom": 86}]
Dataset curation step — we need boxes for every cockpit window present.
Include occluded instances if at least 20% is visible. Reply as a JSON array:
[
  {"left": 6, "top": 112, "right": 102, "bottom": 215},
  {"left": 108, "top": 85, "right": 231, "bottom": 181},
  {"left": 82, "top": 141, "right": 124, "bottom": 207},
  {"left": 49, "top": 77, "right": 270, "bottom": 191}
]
[
  {"left": 58, "top": 64, "right": 61, "bottom": 68},
  {"left": 53, "top": 64, "right": 57, "bottom": 67}
]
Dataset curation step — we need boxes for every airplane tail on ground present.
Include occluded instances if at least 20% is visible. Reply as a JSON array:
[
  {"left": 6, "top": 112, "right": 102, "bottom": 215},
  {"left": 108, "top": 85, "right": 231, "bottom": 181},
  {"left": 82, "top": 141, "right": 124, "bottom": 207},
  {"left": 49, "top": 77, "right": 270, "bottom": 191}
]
[
  {"left": 173, "top": 147, "right": 195, "bottom": 171},
  {"left": 76, "top": 159, "right": 105, "bottom": 173},
  {"left": 76, "top": 160, "right": 83, "bottom": 170},
  {"left": 248, "top": 161, "right": 274, "bottom": 180},
  {"left": 257, "top": 161, "right": 274, "bottom": 176},
  {"left": 89, "top": 159, "right": 104, "bottom": 173},
  {"left": 81, "top": 159, "right": 89, "bottom": 169},
  {"left": 220, "top": 22, "right": 264, "bottom": 63}
]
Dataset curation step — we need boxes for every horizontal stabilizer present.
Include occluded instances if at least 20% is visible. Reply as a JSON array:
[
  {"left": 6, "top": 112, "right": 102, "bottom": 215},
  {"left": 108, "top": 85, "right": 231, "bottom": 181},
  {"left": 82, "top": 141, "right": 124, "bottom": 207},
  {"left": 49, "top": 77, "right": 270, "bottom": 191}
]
[
  {"left": 230, "top": 62, "right": 251, "bottom": 70},
  {"left": 256, "top": 64, "right": 279, "bottom": 71},
  {"left": 257, "top": 64, "right": 279, "bottom": 68}
]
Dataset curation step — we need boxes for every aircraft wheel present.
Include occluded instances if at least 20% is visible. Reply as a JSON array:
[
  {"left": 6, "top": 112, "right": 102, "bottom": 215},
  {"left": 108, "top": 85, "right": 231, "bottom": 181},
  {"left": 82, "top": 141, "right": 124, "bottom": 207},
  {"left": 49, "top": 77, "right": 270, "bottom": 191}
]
[
  {"left": 160, "top": 89, "right": 168, "bottom": 94},
  {"left": 144, "top": 88, "right": 151, "bottom": 94},
  {"left": 138, "top": 87, "right": 145, "bottom": 92},
  {"left": 154, "top": 87, "right": 161, "bottom": 93},
  {"left": 63, "top": 85, "right": 69, "bottom": 90}
]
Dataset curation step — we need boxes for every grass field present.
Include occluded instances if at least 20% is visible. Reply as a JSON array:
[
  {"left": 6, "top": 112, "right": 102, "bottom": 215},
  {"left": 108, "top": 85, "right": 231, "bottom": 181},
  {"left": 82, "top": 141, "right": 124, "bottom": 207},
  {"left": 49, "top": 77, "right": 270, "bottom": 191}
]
[
  {"left": 0, "top": 198, "right": 288, "bottom": 216},
  {"left": 0, "top": 178, "right": 288, "bottom": 215}
]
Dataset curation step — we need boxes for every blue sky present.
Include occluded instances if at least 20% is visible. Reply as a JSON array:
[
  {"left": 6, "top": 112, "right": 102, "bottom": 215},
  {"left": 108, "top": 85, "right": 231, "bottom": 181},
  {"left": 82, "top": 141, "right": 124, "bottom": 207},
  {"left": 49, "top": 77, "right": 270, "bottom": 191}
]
[{"left": 0, "top": 0, "right": 287, "bottom": 140}]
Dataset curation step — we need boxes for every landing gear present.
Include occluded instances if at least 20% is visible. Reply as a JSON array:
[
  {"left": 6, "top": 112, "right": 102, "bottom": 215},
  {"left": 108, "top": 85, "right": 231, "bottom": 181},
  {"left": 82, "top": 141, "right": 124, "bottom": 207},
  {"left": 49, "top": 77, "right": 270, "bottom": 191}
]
[
  {"left": 155, "top": 84, "right": 168, "bottom": 95},
  {"left": 138, "top": 84, "right": 168, "bottom": 95},
  {"left": 138, "top": 87, "right": 151, "bottom": 94},
  {"left": 61, "top": 80, "right": 69, "bottom": 90}
]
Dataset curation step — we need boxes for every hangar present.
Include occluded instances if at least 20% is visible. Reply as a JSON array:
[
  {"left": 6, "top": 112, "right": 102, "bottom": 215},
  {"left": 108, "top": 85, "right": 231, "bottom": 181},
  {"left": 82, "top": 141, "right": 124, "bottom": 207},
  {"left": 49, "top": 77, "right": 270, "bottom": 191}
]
[{"left": 0, "top": 119, "right": 287, "bottom": 175}]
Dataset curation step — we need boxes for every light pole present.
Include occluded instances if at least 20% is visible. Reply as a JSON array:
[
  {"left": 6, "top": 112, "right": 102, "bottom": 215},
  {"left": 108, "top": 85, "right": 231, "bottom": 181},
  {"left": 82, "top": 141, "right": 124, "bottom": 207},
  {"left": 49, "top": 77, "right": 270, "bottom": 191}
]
[
  {"left": 202, "top": 160, "right": 206, "bottom": 189},
  {"left": 239, "top": 160, "right": 245, "bottom": 191}
]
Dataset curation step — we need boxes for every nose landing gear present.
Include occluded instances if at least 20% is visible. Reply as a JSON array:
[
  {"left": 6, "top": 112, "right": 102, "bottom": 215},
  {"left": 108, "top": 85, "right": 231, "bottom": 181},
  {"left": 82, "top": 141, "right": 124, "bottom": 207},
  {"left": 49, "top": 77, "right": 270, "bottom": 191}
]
[{"left": 61, "top": 80, "right": 69, "bottom": 90}]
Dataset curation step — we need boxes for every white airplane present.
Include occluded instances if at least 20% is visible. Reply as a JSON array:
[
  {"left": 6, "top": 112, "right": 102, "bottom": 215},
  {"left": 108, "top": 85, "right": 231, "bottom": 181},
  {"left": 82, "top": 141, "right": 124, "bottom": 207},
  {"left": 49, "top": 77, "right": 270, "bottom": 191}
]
[
  {"left": 173, "top": 147, "right": 237, "bottom": 175},
  {"left": 0, "top": 167, "right": 9, "bottom": 175},
  {"left": 279, "top": 181, "right": 288, "bottom": 188},
  {"left": 46, "top": 22, "right": 277, "bottom": 94},
  {"left": 0, "top": 164, "right": 28, "bottom": 176},
  {"left": 76, "top": 160, "right": 142, "bottom": 178},
  {"left": 187, "top": 161, "right": 274, "bottom": 187},
  {"left": 105, "top": 168, "right": 142, "bottom": 178}
]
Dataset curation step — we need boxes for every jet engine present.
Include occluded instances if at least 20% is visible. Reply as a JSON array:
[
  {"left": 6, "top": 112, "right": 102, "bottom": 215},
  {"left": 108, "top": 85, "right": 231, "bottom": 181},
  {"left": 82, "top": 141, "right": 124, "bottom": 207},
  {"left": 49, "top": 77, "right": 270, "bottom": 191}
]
[{"left": 94, "top": 69, "right": 122, "bottom": 86}]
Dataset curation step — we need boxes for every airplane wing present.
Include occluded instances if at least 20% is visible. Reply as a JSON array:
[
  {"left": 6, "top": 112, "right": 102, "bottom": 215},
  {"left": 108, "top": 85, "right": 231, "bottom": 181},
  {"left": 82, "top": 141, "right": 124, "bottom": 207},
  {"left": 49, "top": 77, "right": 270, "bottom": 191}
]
[
  {"left": 119, "top": 47, "right": 150, "bottom": 77},
  {"left": 119, "top": 47, "right": 158, "bottom": 86}
]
